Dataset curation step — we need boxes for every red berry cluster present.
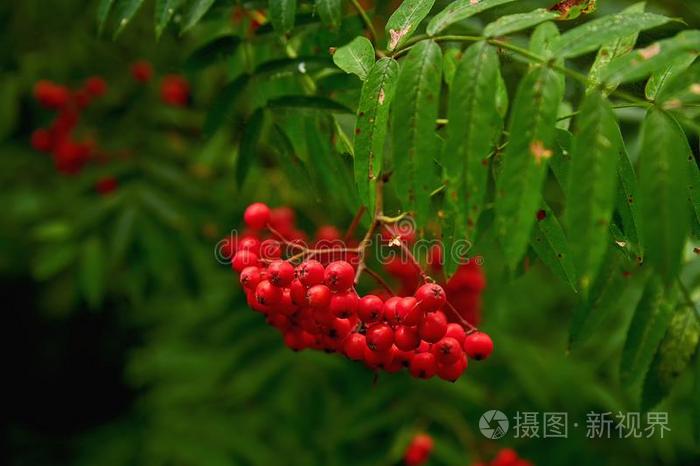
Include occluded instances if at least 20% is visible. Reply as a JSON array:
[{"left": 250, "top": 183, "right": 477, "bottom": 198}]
[
  {"left": 473, "top": 448, "right": 533, "bottom": 466},
  {"left": 228, "top": 202, "right": 494, "bottom": 382},
  {"left": 403, "top": 433, "right": 434, "bottom": 466},
  {"left": 31, "top": 77, "right": 107, "bottom": 174}
]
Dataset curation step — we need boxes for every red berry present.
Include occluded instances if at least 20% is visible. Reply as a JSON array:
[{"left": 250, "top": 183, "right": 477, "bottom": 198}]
[
  {"left": 255, "top": 280, "right": 282, "bottom": 306},
  {"left": 431, "top": 336, "right": 462, "bottom": 365},
  {"left": 366, "top": 323, "right": 394, "bottom": 352},
  {"left": 436, "top": 354, "right": 467, "bottom": 382},
  {"left": 492, "top": 448, "right": 518, "bottom": 466},
  {"left": 315, "top": 225, "right": 341, "bottom": 242},
  {"left": 404, "top": 433, "right": 434, "bottom": 466},
  {"left": 415, "top": 283, "right": 446, "bottom": 312},
  {"left": 267, "top": 260, "right": 294, "bottom": 287},
  {"left": 85, "top": 76, "right": 107, "bottom": 97},
  {"left": 306, "top": 284, "right": 331, "bottom": 309},
  {"left": 444, "top": 322, "right": 466, "bottom": 342},
  {"left": 131, "top": 60, "right": 153, "bottom": 83},
  {"left": 363, "top": 346, "right": 394, "bottom": 369},
  {"left": 409, "top": 352, "right": 436, "bottom": 379},
  {"left": 396, "top": 296, "right": 423, "bottom": 326},
  {"left": 394, "top": 325, "right": 420, "bottom": 351},
  {"left": 297, "top": 260, "right": 325, "bottom": 286},
  {"left": 326, "top": 317, "right": 352, "bottom": 342},
  {"left": 34, "top": 80, "right": 70, "bottom": 109},
  {"left": 344, "top": 332, "right": 366, "bottom": 360},
  {"left": 238, "top": 236, "right": 261, "bottom": 253},
  {"left": 160, "top": 74, "right": 189, "bottom": 106},
  {"left": 269, "top": 207, "right": 295, "bottom": 234},
  {"left": 381, "top": 296, "right": 402, "bottom": 325},
  {"left": 419, "top": 311, "right": 447, "bottom": 343},
  {"left": 240, "top": 266, "right": 262, "bottom": 290},
  {"left": 329, "top": 290, "right": 358, "bottom": 318},
  {"left": 259, "top": 239, "right": 282, "bottom": 259},
  {"left": 232, "top": 250, "right": 259, "bottom": 272},
  {"left": 243, "top": 202, "right": 271, "bottom": 230},
  {"left": 463, "top": 331, "right": 494, "bottom": 360},
  {"left": 357, "top": 294, "right": 383, "bottom": 323},
  {"left": 31, "top": 129, "right": 53, "bottom": 152},
  {"left": 95, "top": 176, "right": 118, "bottom": 195},
  {"left": 324, "top": 261, "right": 355, "bottom": 291},
  {"left": 289, "top": 279, "right": 307, "bottom": 306}
]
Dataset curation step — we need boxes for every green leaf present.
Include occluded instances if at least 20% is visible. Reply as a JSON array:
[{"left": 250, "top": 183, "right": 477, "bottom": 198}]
[
  {"left": 111, "top": 205, "right": 138, "bottom": 266},
  {"left": 483, "top": 9, "right": 559, "bottom": 38},
  {"left": 442, "top": 47, "right": 461, "bottom": 88},
  {"left": 694, "top": 349, "right": 700, "bottom": 444},
  {"left": 620, "top": 276, "right": 674, "bottom": 388},
  {"left": 267, "top": 95, "right": 352, "bottom": 113},
  {"left": 550, "top": 0, "right": 596, "bottom": 20},
  {"left": 566, "top": 91, "right": 621, "bottom": 293},
  {"left": 269, "top": 0, "right": 297, "bottom": 34},
  {"left": 385, "top": 0, "right": 436, "bottom": 51},
  {"left": 687, "top": 144, "right": 700, "bottom": 236},
  {"left": 97, "top": 0, "right": 116, "bottom": 34},
  {"left": 33, "top": 243, "right": 78, "bottom": 280},
  {"left": 645, "top": 54, "right": 696, "bottom": 101},
  {"left": 587, "top": 2, "right": 645, "bottom": 93},
  {"left": 79, "top": 236, "right": 105, "bottom": 309},
  {"left": 271, "top": 124, "right": 316, "bottom": 197},
  {"left": 332, "top": 36, "right": 375, "bottom": 81},
  {"left": 185, "top": 35, "right": 240, "bottom": 72},
  {"left": 615, "top": 138, "right": 642, "bottom": 249},
  {"left": 155, "top": 0, "right": 183, "bottom": 38},
  {"left": 181, "top": 0, "right": 216, "bottom": 33},
  {"left": 601, "top": 30, "right": 700, "bottom": 85},
  {"left": 642, "top": 304, "right": 700, "bottom": 410},
  {"left": 495, "top": 66, "right": 563, "bottom": 270},
  {"left": 112, "top": 0, "right": 146, "bottom": 38},
  {"left": 237, "top": 109, "right": 266, "bottom": 187},
  {"left": 316, "top": 0, "right": 341, "bottom": 30},
  {"left": 529, "top": 21, "right": 560, "bottom": 59},
  {"left": 353, "top": 58, "right": 399, "bottom": 212},
  {"left": 427, "top": 0, "right": 517, "bottom": 36},
  {"left": 443, "top": 41, "right": 502, "bottom": 240},
  {"left": 531, "top": 202, "right": 578, "bottom": 292},
  {"left": 638, "top": 110, "right": 690, "bottom": 286},
  {"left": 551, "top": 11, "right": 670, "bottom": 58},
  {"left": 203, "top": 74, "right": 250, "bottom": 138},
  {"left": 655, "top": 62, "right": 700, "bottom": 109},
  {"left": 392, "top": 40, "right": 442, "bottom": 228}
]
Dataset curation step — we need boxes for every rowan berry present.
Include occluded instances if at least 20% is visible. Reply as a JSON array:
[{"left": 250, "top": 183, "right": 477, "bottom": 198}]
[
  {"left": 131, "top": 60, "right": 153, "bottom": 83},
  {"left": 238, "top": 236, "right": 261, "bottom": 252},
  {"left": 232, "top": 249, "right": 259, "bottom": 272},
  {"left": 324, "top": 260, "right": 354, "bottom": 291},
  {"left": 363, "top": 345, "right": 393, "bottom": 369},
  {"left": 289, "top": 279, "right": 307, "bottom": 306},
  {"left": 419, "top": 311, "right": 447, "bottom": 343},
  {"left": 259, "top": 239, "right": 282, "bottom": 259},
  {"left": 329, "top": 290, "right": 358, "bottom": 318},
  {"left": 31, "top": 129, "right": 53, "bottom": 152},
  {"left": 356, "top": 294, "right": 383, "bottom": 323},
  {"left": 95, "top": 176, "right": 118, "bottom": 195},
  {"left": 463, "top": 331, "right": 494, "bottom": 360},
  {"left": 415, "top": 283, "right": 446, "bottom": 312},
  {"left": 444, "top": 322, "right": 466, "bottom": 342},
  {"left": 436, "top": 354, "right": 467, "bottom": 382},
  {"left": 34, "top": 80, "right": 70, "bottom": 109},
  {"left": 404, "top": 433, "right": 434, "bottom": 466},
  {"left": 394, "top": 325, "right": 420, "bottom": 351},
  {"left": 267, "top": 260, "right": 294, "bottom": 287},
  {"left": 366, "top": 323, "right": 394, "bottom": 352},
  {"left": 381, "top": 296, "right": 401, "bottom": 325},
  {"left": 326, "top": 317, "right": 352, "bottom": 341},
  {"left": 306, "top": 284, "right": 331, "bottom": 309},
  {"left": 409, "top": 352, "right": 436, "bottom": 379},
  {"left": 344, "top": 333, "right": 366, "bottom": 360},
  {"left": 243, "top": 202, "right": 271, "bottom": 229},
  {"left": 396, "top": 296, "right": 423, "bottom": 326},
  {"left": 255, "top": 280, "right": 282, "bottom": 306},
  {"left": 431, "top": 336, "right": 462, "bottom": 365},
  {"left": 239, "top": 266, "right": 262, "bottom": 290},
  {"left": 160, "top": 74, "right": 189, "bottom": 106},
  {"left": 85, "top": 76, "right": 107, "bottom": 97},
  {"left": 297, "top": 260, "right": 325, "bottom": 286}
]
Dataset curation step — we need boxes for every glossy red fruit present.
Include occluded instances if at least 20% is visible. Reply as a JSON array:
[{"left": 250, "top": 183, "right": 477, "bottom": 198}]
[
  {"left": 396, "top": 296, "right": 423, "bottom": 326},
  {"left": 344, "top": 333, "right": 366, "bottom": 360},
  {"left": 238, "top": 236, "right": 261, "bottom": 253},
  {"left": 357, "top": 294, "right": 383, "bottom": 323},
  {"left": 366, "top": 323, "right": 394, "bottom": 352},
  {"left": 306, "top": 284, "right": 331, "bottom": 309},
  {"left": 239, "top": 266, "right": 262, "bottom": 290},
  {"left": 243, "top": 202, "right": 271, "bottom": 230},
  {"left": 289, "top": 279, "right": 307, "bottom": 306},
  {"left": 431, "top": 336, "right": 462, "bottom": 365},
  {"left": 255, "top": 280, "right": 282, "bottom": 306},
  {"left": 491, "top": 448, "right": 518, "bottom": 466},
  {"left": 232, "top": 250, "right": 259, "bottom": 272},
  {"left": 326, "top": 318, "right": 352, "bottom": 342},
  {"left": 324, "top": 261, "right": 355, "bottom": 291},
  {"left": 436, "top": 353, "right": 467, "bottom": 382},
  {"left": 444, "top": 322, "right": 466, "bottom": 342},
  {"left": 419, "top": 311, "right": 447, "bottom": 343},
  {"left": 363, "top": 346, "right": 394, "bottom": 369},
  {"left": 267, "top": 260, "right": 294, "bottom": 287},
  {"left": 463, "top": 331, "right": 494, "bottom": 360},
  {"left": 85, "top": 76, "right": 107, "bottom": 97},
  {"left": 160, "top": 74, "right": 189, "bottom": 106},
  {"left": 329, "top": 290, "right": 358, "bottom": 318},
  {"left": 394, "top": 325, "right": 420, "bottom": 351},
  {"left": 31, "top": 129, "right": 53, "bottom": 152},
  {"left": 381, "top": 296, "right": 402, "bottom": 325},
  {"left": 269, "top": 207, "right": 295, "bottom": 234},
  {"left": 415, "top": 283, "right": 446, "bottom": 312},
  {"left": 404, "top": 433, "right": 434, "bottom": 466},
  {"left": 297, "top": 260, "right": 325, "bottom": 286},
  {"left": 131, "top": 60, "right": 153, "bottom": 83},
  {"left": 259, "top": 239, "right": 282, "bottom": 259},
  {"left": 409, "top": 352, "right": 437, "bottom": 379},
  {"left": 34, "top": 80, "right": 70, "bottom": 109}
]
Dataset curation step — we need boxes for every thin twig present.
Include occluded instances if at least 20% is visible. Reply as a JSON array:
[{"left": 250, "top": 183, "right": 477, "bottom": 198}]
[{"left": 362, "top": 267, "right": 396, "bottom": 296}]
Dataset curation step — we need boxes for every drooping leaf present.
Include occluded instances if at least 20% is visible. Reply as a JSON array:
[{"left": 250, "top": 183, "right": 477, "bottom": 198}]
[
  {"left": 601, "top": 30, "right": 700, "bottom": 85},
  {"left": 392, "top": 40, "right": 442, "bottom": 228},
  {"left": 111, "top": 205, "right": 138, "bottom": 266},
  {"left": 615, "top": 137, "right": 642, "bottom": 250},
  {"left": 427, "top": 0, "right": 517, "bottom": 36},
  {"left": 270, "top": 124, "right": 317, "bottom": 197},
  {"left": 97, "top": 0, "right": 116, "bottom": 34},
  {"left": 155, "top": 0, "right": 183, "bottom": 38},
  {"left": 587, "top": 1, "right": 645, "bottom": 93},
  {"left": 645, "top": 54, "right": 697, "bottom": 101},
  {"left": 443, "top": 41, "right": 502, "bottom": 241},
  {"left": 530, "top": 202, "right": 578, "bottom": 292},
  {"left": 642, "top": 304, "right": 700, "bottom": 410},
  {"left": 529, "top": 21, "right": 560, "bottom": 59},
  {"left": 566, "top": 91, "right": 620, "bottom": 293},
  {"left": 204, "top": 74, "right": 250, "bottom": 138},
  {"left": 638, "top": 109, "right": 690, "bottom": 286},
  {"left": 79, "top": 236, "right": 105, "bottom": 309},
  {"left": 112, "top": 0, "right": 146, "bottom": 38},
  {"left": 332, "top": 36, "right": 375, "bottom": 81},
  {"left": 181, "top": 0, "right": 216, "bottom": 33},
  {"left": 551, "top": 11, "right": 670, "bottom": 58},
  {"left": 620, "top": 276, "right": 674, "bottom": 388},
  {"left": 385, "top": 0, "right": 435, "bottom": 52},
  {"left": 495, "top": 65, "right": 563, "bottom": 270},
  {"left": 316, "top": 0, "right": 341, "bottom": 30},
  {"left": 483, "top": 9, "right": 559, "bottom": 38},
  {"left": 185, "top": 35, "right": 240, "bottom": 72},
  {"left": 353, "top": 58, "right": 399, "bottom": 212},
  {"left": 269, "top": 0, "right": 297, "bottom": 34},
  {"left": 237, "top": 108, "right": 266, "bottom": 187}
]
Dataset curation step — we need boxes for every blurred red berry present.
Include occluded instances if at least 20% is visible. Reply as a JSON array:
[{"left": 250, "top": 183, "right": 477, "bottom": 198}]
[
  {"left": 95, "top": 176, "right": 118, "bottom": 195},
  {"left": 131, "top": 60, "right": 153, "bottom": 83},
  {"left": 160, "top": 74, "right": 189, "bottom": 106}
]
